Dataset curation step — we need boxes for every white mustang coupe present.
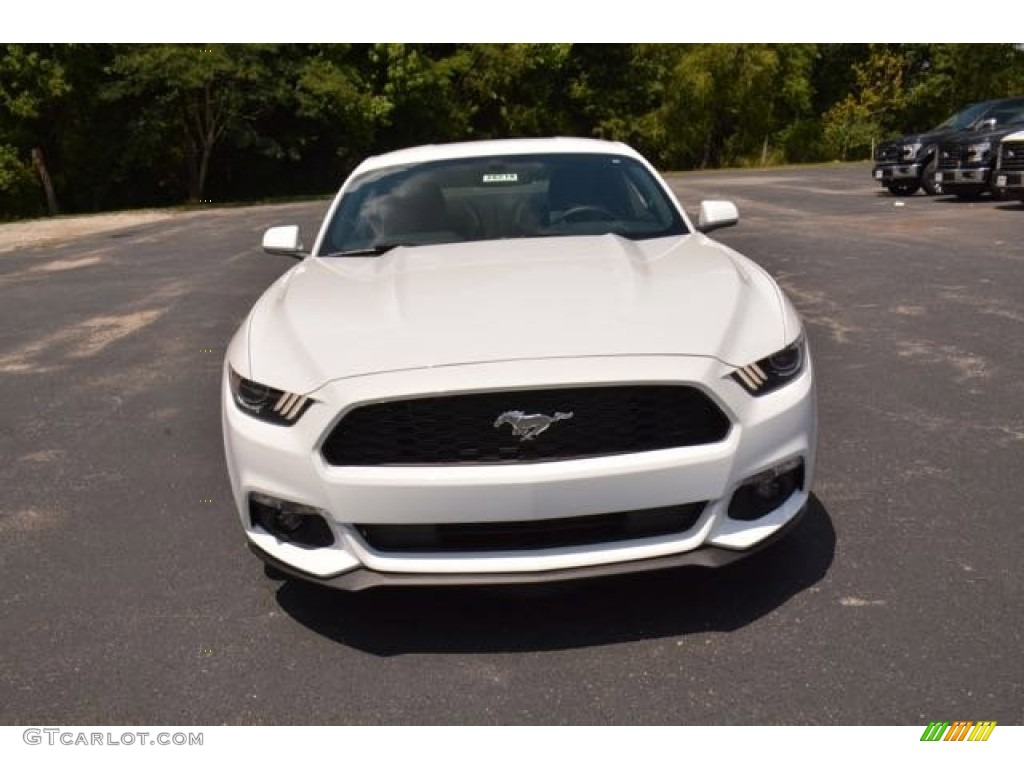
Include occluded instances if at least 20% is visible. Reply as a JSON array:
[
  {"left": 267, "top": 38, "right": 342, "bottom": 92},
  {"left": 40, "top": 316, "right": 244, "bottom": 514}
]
[{"left": 222, "top": 137, "right": 816, "bottom": 590}]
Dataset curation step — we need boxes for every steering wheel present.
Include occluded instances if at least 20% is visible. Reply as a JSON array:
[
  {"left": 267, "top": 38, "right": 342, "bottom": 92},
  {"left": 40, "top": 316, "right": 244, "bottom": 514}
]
[{"left": 553, "top": 204, "right": 618, "bottom": 224}]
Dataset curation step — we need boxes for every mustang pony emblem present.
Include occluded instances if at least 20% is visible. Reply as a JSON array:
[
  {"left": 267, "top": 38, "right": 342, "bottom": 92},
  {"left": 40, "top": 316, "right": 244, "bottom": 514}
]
[{"left": 493, "top": 410, "right": 574, "bottom": 441}]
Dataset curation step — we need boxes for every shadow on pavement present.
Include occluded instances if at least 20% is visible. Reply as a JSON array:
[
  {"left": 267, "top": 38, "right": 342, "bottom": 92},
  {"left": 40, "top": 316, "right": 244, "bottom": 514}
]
[
  {"left": 274, "top": 494, "right": 836, "bottom": 656},
  {"left": 931, "top": 195, "right": 995, "bottom": 204}
]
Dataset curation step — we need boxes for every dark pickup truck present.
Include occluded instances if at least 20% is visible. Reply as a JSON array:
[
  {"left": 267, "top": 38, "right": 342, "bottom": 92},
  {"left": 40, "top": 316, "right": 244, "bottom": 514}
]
[
  {"left": 872, "top": 96, "right": 1024, "bottom": 196},
  {"left": 934, "top": 101, "right": 1024, "bottom": 199}
]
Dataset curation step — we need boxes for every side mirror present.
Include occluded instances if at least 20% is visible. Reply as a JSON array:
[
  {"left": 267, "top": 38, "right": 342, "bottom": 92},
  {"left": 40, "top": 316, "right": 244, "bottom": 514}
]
[
  {"left": 976, "top": 118, "right": 997, "bottom": 132},
  {"left": 696, "top": 200, "right": 739, "bottom": 234},
  {"left": 262, "top": 225, "right": 305, "bottom": 259}
]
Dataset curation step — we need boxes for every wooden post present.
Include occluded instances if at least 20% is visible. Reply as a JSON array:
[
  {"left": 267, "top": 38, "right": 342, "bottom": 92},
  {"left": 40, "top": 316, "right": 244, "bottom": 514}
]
[{"left": 31, "top": 147, "right": 59, "bottom": 216}]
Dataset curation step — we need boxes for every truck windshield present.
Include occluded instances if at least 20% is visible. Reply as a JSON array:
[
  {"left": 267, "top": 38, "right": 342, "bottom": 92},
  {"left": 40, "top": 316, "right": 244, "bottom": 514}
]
[{"left": 931, "top": 102, "right": 992, "bottom": 132}]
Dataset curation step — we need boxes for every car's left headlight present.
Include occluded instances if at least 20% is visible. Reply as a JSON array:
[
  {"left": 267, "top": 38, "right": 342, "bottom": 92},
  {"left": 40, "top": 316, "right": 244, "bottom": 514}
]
[
  {"left": 228, "top": 367, "right": 312, "bottom": 425},
  {"left": 730, "top": 336, "right": 807, "bottom": 396}
]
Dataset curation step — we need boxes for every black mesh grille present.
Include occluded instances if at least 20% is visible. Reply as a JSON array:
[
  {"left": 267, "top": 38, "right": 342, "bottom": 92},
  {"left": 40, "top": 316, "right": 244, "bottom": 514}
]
[
  {"left": 875, "top": 143, "right": 900, "bottom": 164},
  {"left": 938, "top": 144, "right": 966, "bottom": 169},
  {"left": 321, "top": 385, "right": 731, "bottom": 466},
  {"left": 357, "top": 502, "right": 706, "bottom": 552},
  {"left": 1001, "top": 143, "right": 1024, "bottom": 171}
]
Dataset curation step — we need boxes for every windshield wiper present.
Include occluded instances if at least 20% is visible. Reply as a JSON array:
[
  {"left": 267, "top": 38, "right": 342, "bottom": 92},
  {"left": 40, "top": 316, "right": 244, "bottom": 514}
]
[{"left": 320, "top": 243, "right": 416, "bottom": 257}]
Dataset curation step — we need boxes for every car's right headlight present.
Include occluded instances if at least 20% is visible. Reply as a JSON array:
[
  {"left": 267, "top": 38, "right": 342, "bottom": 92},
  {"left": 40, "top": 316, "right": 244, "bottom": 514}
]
[
  {"left": 730, "top": 336, "right": 807, "bottom": 396},
  {"left": 228, "top": 367, "right": 312, "bottom": 425}
]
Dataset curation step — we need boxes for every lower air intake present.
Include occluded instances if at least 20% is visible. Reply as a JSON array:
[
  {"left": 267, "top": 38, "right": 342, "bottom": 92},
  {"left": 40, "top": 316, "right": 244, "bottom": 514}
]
[{"left": 356, "top": 502, "right": 706, "bottom": 553}]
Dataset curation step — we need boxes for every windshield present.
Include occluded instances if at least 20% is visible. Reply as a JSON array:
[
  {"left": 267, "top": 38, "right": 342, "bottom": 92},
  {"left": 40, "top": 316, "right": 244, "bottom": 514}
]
[
  {"left": 931, "top": 99, "right": 1024, "bottom": 132},
  {"left": 319, "top": 153, "right": 688, "bottom": 256},
  {"left": 931, "top": 102, "right": 991, "bottom": 132},
  {"left": 982, "top": 101, "right": 1024, "bottom": 128}
]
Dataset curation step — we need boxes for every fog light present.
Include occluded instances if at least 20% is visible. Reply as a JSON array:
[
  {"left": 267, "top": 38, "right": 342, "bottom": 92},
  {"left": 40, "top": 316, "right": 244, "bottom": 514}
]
[
  {"left": 274, "top": 510, "right": 305, "bottom": 535},
  {"left": 249, "top": 492, "right": 334, "bottom": 548},
  {"left": 728, "top": 458, "right": 804, "bottom": 521},
  {"left": 753, "top": 474, "right": 790, "bottom": 501}
]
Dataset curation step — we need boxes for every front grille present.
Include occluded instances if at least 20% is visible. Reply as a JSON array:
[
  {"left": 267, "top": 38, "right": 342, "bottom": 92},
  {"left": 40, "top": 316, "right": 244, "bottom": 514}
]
[
  {"left": 321, "top": 385, "right": 731, "bottom": 466},
  {"left": 938, "top": 144, "right": 965, "bottom": 169},
  {"left": 356, "top": 501, "right": 706, "bottom": 552},
  {"left": 875, "top": 144, "right": 899, "bottom": 164},
  {"left": 1001, "top": 143, "right": 1024, "bottom": 171}
]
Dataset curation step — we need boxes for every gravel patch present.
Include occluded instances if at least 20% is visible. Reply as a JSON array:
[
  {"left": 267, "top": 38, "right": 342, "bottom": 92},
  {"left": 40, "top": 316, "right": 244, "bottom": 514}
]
[{"left": 0, "top": 210, "right": 178, "bottom": 254}]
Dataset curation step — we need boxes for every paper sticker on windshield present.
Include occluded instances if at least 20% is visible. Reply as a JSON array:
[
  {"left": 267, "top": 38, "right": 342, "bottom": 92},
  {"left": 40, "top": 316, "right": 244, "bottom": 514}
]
[{"left": 482, "top": 173, "right": 518, "bottom": 183}]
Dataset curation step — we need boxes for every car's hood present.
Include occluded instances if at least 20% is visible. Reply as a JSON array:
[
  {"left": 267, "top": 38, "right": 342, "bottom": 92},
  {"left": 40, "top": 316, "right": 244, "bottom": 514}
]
[
  {"left": 879, "top": 129, "right": 951, "bottom": 149},
  {"left": 247, "top": 235, "right": 788, "bottom": 392}
]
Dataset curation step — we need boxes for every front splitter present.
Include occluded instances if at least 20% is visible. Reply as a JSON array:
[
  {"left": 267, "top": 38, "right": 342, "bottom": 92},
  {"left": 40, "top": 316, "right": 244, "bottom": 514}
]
[{"left": 249, "top": 504, "right": 807, "bottom": 591}]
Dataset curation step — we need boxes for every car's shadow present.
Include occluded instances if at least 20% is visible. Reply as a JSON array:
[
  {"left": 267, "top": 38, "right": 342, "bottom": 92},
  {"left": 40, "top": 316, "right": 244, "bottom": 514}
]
[
  {"left": 931, "top": 196, "right": 1024, "bottom": 208},
  {"left": 930, "top": 195, "right": 999, "bottom": 204},
  {"left": 274, "top": 495, "right": 836, "bottom": 656}
]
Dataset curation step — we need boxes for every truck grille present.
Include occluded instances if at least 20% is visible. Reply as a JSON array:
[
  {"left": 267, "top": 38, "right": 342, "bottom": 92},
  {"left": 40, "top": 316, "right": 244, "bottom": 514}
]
[
  {"left": 356, "top": 501, "right": 707, "bottom": 552},
  {"left": 1001, "top": 142, "right": 1024, "bottom": 171},
  {"left": 938, "top": 144, "right": 965, "bottom": 169},
  {"left": 875, "top": 143, "right": 900, "bottom": 163},
  {"left": 321, "top": 385, "right": 731, "bottom": 466}
]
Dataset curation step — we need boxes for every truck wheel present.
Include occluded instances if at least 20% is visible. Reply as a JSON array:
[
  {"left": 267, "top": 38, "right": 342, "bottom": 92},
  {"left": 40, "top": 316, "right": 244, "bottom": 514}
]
[
  {"left": 889, "top": 181, "right": 920, "bottom": 196},
  {"left": 921, "top": 159, "right": 942, "bottom": 195}
]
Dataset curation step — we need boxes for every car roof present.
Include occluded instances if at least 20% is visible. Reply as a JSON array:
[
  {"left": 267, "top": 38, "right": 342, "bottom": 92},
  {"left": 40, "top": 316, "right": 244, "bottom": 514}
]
[{"left": 354, "top": 137, "right": 643, "bottom": 174}]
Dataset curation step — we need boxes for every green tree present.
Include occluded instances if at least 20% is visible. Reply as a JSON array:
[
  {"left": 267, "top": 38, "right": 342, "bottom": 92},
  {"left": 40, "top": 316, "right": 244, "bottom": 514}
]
[
  {"left": 642, "top": 44, "right": 817, "bottom": 168},
  {"left": 107, "top": 44, "right": 288, "bottom": 201},
  {"left": 293, "top": 44, "right": 389, "bottom": 168},
  {"left": 366, "top": 43, "right": 465, "bottom": 147},
  {"left": 0, "top": 44, "right": 70, "bottom": 217},
  {"left": 822, "top": 45, "right": 908, "bottom": 160},
  {"left": 902, "top": 44, "right": 1024, "bottom": 131},
  {"left": 5, "top": 43, "right": 1024, "bottom": 220},
  {"left": 565, "top": 44, "right": 671, "bottom": 147},
  {"left": 451, "top": 44, "right": 574, "bottom": 138}
]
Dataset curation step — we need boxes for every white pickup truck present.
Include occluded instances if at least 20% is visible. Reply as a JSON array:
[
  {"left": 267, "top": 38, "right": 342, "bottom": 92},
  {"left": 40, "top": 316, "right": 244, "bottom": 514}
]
[{"left": 995, "top": 130, "right": 1024, "bottom": 200}]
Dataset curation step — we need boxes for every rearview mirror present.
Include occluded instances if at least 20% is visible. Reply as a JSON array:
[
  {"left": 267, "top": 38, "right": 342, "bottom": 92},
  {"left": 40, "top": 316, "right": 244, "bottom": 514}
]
[
  {"left": 696, "top": 200, "right": 739, "bottom": 234},
  {"left": 262, "top": 225, "right": 305, "bottom": 259},
  {"left": 976, "top": 118, "right": 997, "bottom": 132}
]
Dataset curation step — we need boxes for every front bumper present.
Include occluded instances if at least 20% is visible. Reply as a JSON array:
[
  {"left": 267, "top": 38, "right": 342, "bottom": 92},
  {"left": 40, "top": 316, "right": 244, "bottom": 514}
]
[
  {"left": 873, "top": 163, "right": 921, "bottom": 182},
  {"left": 935, "top": 168, "right": 991, "bottom": 187},
  {"left": 995, "top": 171, "right": 1024, "bottom": 197},
  {"left": 249, "top": 503, "right": 808, "bottom": 590},
  {"left": 223, "top": 354, "right": 817, "bottom": 589}
]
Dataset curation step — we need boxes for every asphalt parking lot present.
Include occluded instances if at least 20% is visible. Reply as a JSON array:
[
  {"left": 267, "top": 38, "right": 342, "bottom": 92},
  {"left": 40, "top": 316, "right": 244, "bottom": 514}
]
[{"left": 1, "top": 163, "right": 1021, "bottom": 725}]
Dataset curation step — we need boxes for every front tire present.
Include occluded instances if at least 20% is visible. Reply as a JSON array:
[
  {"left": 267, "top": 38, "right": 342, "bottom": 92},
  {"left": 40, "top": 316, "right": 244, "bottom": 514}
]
[{"left": 921, "top": 158, "right": 942, "bottom": 195}]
